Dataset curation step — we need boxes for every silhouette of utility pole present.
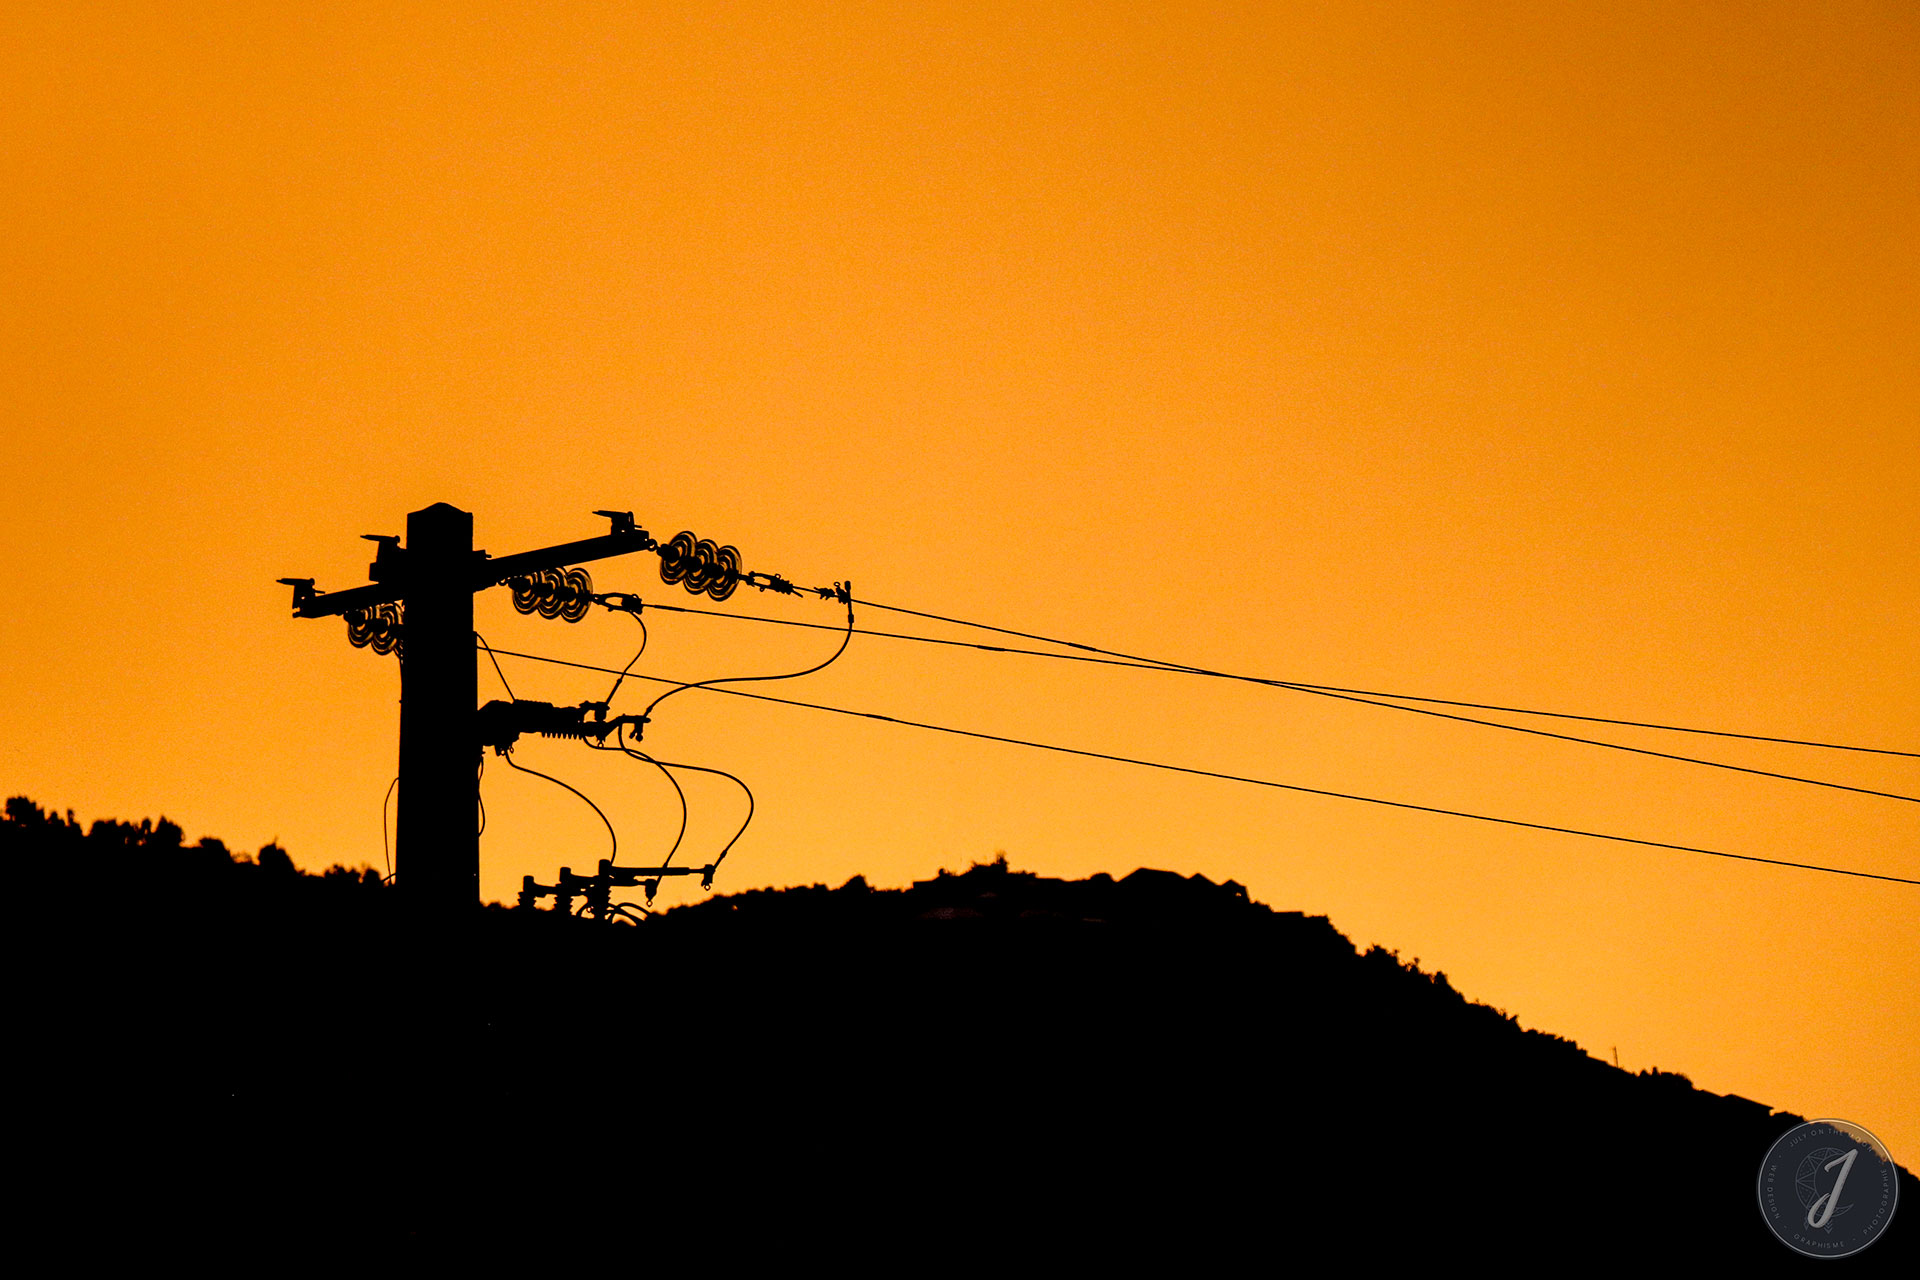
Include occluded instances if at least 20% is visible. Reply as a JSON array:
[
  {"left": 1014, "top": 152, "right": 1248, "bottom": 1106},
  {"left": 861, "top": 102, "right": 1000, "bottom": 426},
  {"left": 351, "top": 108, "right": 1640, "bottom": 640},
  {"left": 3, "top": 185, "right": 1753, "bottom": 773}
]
[{"left": 281, "top": 503, "right": 655, "bottom": 914}]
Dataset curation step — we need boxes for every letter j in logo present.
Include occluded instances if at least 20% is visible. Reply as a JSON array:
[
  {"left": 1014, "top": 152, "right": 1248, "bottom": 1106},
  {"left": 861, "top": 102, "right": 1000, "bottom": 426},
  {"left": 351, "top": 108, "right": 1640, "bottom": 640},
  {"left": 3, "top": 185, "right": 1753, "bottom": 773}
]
[{"left": 1758, "top": 1119, "right": 1899, "bottom": 1258}]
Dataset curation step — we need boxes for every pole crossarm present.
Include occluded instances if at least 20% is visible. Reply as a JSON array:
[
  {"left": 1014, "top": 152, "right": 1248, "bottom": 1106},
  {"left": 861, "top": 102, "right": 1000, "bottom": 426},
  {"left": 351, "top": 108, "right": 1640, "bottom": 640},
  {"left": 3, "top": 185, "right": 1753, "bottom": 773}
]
[
  {"left": 479, "top": 527, "right": 658, "bottom": 589},
  {"left": 280, "top": 512, "right": 658, "bottom": 618},
  {"left": 282, "top": 579, "right": 407, "bottom": 619}
]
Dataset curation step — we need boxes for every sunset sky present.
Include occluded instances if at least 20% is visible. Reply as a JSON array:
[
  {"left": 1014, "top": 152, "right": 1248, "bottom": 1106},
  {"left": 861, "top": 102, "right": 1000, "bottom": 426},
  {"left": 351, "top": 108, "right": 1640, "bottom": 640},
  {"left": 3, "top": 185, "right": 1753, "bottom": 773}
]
[{"left": 4, "top": 3, "right": 1915, "bottom": 1165}]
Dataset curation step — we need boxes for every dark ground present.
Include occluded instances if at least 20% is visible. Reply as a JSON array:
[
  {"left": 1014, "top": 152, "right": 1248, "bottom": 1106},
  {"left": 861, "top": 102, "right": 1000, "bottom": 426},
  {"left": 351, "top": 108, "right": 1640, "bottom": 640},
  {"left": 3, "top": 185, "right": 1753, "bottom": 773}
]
[{"left": 9, "top": 797, "right": 1910, "bottom": 1267}]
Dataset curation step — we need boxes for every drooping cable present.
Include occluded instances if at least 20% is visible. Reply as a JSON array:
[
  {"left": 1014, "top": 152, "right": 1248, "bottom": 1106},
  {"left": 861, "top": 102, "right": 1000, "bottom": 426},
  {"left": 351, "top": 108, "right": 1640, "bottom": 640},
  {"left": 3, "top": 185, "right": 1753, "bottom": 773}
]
[
  {"left": 602, "top": 611, "right": 649, "bottom": 708},
  {"left": 573, "top": 606, "right": 1917, "bottom": 802},
  {"left": 476, "top": 631, "right": 517, "bottom": 700},
  {"left": 380, "top": 776, "right": 397, "bottom": 884},
  {"left": 483, "top": 644, "right": 1920, "bottom": 887},
  {"left": 637, "top": 594, "right": 855, "bottom": 724},
  {"left": 620, "top": 740, "right": 757, "bottom": 873},
  {"left": 590, "top": 725, "right": 687, "bottom": 868},
  {"left": 502, "top": 748, "right": 616, "bottom": 864},
  {"left": 849, "top": 597, "right": 1919, "bottom": 759},
  {"left": 477, "top": 755, "right": 487, "bottom": 837},
  {"left": 618, "top": 745, "right": 688, "bottom": 870},
  {"left": 1251, "top": 680, "right": 1920, "bottom": 804}
]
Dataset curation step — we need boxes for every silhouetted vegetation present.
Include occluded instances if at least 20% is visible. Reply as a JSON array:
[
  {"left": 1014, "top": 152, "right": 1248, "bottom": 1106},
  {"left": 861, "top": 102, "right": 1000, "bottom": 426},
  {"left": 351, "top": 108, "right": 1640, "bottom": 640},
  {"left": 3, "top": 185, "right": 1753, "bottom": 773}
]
[
  {"left": 4, "top": 795, "right": 387, "bottom": 904},
  {"left": 12, "top": 801, "right": 1912, "bottom": 1265}
]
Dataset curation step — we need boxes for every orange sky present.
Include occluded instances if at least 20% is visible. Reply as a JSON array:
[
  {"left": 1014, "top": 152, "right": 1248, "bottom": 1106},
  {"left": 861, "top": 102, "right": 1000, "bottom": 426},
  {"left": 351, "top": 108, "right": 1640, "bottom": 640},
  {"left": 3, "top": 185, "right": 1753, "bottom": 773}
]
[{"left": 4, "top": 2, "right": 1916, "bottom": 1166}]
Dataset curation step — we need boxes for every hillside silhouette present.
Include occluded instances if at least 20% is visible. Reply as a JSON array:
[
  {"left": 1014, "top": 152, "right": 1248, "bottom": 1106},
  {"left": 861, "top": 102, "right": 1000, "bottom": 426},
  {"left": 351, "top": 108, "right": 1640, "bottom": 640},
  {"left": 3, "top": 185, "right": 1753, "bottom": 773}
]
[{"left": 10, "top": 796, "right": 1911, "bottom": 1265}]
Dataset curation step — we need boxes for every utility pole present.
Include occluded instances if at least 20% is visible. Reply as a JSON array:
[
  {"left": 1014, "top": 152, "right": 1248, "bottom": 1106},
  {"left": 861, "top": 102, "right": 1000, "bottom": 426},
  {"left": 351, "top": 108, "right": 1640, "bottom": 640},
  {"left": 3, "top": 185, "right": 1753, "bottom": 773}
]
[
  {"left": 281, "top": 503, "right": 656, "bottom": 914},
  {"left": 395, "top": 503, "right": 477, "bottom": 913}
]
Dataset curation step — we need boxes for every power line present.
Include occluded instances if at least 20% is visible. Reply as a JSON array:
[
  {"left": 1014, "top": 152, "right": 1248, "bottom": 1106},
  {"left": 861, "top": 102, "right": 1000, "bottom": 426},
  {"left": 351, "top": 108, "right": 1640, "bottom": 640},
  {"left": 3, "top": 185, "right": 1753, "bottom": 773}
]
[
  {"left": 635, "top": 595, "right": 855, "bottom": 723},
  {"left": 481, "top": 644, "right": 1920, "bottom": 888},
  {"left": 601, "top": 611, "right": 648, "bottom": 708},
  {"left": 592, "top": 730, "right": 686, "bottom": 867},
  {"left": 500, "top": 748, "right": 617, "bottom": 864},
  {"left": 618, "top": 598, "right": 1919, "bottom": 802},
  {"left": 849, "top": 597, "right": 1920, "bottom": 759},
  {"left": 599, "top": 728, "right": 758, "bottom": 873},
  {"left": 476, "top": 631, "right": 517, "bottom": 701},
  {"left": 1247, "top": 680, "right": 1919, "bottom": 804},
  {"left": 380, "top": 776, "right": 397, "bottom": 884}
]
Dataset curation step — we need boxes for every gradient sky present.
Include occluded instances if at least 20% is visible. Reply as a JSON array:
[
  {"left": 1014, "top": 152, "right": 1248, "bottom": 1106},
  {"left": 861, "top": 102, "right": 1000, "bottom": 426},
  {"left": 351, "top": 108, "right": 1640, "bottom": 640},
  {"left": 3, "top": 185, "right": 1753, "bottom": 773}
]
[{"left": 4, "top": 2, "right": 1916, "bottom": 1164}]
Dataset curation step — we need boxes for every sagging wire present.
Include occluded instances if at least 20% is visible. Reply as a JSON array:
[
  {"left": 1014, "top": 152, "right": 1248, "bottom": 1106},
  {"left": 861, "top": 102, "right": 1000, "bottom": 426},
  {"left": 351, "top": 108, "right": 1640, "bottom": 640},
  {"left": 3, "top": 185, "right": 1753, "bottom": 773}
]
[
  {"left": 567, "top": 585, "right": 835, "bottom": 884},
  {"left": 491, "top": 579, "right": 838, "bottom": 905},
  {"left": 476, "top": 631, "right": 517, "bottom": 700},
  {"left": 589, "top": 724, "right": 688, "bottom": 869},
  {"left": 502, "top": 748, "right": 617, "bottom": 865},
  {"left": 640, "top": 592, "right": 827, "bottom": 875},
  {"left": 610, "top": 725, "right": 757, "bottom": 874},
  {"left": 636, "top": 589, "right": 855, "bottom": 725},
  {"left": 804, "top": 598, "right": 1920, "bottom": 802},
  {"left": 602, "top": 609, "right": 649, "bottom": 708},
  {"left": 477, "top": 754, "right": 487, "bottom": 837},
  {"left": 380, "top": 776, "right": 397, "bottom": 884},
  {"left": 849, "top": 596, "right": 1920, "bottom": 760},
  {"left": 482, "top": 643, "right": 1920, "bottom": 888},
  {"left": 1233, "top": 670, "right": 1920, "bottom": 804}
]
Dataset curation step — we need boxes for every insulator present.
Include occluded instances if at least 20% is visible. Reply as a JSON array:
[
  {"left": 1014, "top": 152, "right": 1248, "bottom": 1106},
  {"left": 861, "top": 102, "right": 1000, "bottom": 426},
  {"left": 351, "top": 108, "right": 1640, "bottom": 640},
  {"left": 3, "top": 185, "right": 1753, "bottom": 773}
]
[
  {"left": 556, "top": 866, "right": 587, "bottom": 915},
  {"left": 346, "top": 608, "right": 376, "bottom": 648},
  {"left": 659, "top": 531, "right": 697, "bottom": 585},
  {"left": 534, "top": 567, "right": 566, "bottom": 620},
  {"left": 685, "top": 538, "right": 721, "bottom": 595},
  {"left": 368, "top": 604, "right": 403, "bottom": 655},
  {"left": 560, "top": 567, "right": 592, "bottom": 623},
  {"left": 707, "top": 545, "right": 742, "bottom": 601},
  {"left": 510, "top": 575, "right": 541, "bottom": 614}
]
